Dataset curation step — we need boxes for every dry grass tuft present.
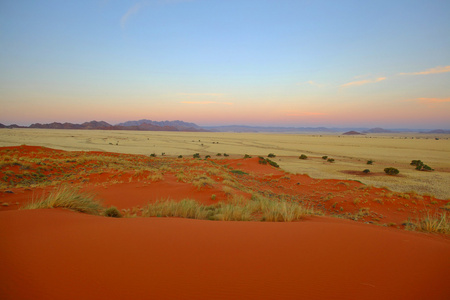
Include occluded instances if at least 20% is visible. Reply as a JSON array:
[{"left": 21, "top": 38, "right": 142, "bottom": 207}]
[
  {"left": 406, "top": 212, "right": 449, "bottom": 234},
  {"left": 22, "top": 186, "right": 103, "bottom": 215}
]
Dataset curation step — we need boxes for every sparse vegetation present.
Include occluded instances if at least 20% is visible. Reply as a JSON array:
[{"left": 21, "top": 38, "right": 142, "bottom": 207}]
[
  {"left": 103, "top": 206, "right": 122, "bottom": 218},
  {"left": 384, "top": 167, "right": 399, "bottom": 175},
  {"left": 410, "top": 160, "right": 434, "bottom": 171},
  {"left": 405, "top": 212, "right": 449, "bottom": 234},
  {"left": 22, "top": 186, "right": 102, "bottom": 215},
  {"left": 363, "top": 169, "right": 370, "bottom": 174}
]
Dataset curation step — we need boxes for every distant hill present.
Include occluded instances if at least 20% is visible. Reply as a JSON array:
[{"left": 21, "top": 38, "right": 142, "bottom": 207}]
[
  {"left": 424, "top": 129, "right": 450, "bottom": 134},
  {"left": 204, "top": 125, "right": 334, "bottom": 133},
  {"left": 22, "top": 120, "right": 207, "bottom": 132},
  {"left": 342, "top": 131, "right": 364, "bottom": 135},
  {"left": 116, "top": 119, "right": 204, "bottom": 131},
  {"left": 363, "top": 127, "right": 392, "bottom": 133}
]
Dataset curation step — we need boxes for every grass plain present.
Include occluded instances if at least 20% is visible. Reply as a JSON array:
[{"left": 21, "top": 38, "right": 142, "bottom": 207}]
[{"left": 1, "top": 128, "right": 449, "bottom": 198}]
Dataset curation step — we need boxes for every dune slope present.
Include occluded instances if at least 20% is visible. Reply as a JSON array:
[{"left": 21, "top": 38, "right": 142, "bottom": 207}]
[{"left": 1, "top": 209, "right": 449, "bottom": 300}]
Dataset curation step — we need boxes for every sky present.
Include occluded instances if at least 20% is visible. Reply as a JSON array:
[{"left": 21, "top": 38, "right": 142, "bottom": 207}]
[{"left": 0, "top": 0, "right": 449, "bottom": 129}]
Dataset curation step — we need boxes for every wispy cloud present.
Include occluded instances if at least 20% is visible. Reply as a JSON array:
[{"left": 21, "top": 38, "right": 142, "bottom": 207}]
[
  {"left": 399, "top": 65, "right": 450, "bottom": 76},
  {"left": 180, "top": 101, "right": 233, "bottom": 105},
  {"left": 297, "top": 80, "right": 325, "bottom": 88},
  {"left": 121, "top": 0, "right": 193, "bottom": 28},
  {"left": 178, "top": 93, "right": 224, "bottom": 97},
  {"left": 121, "top": 1, "right": 149, "bottom": 29},
  {"left": 286, "top": 112, "right": 328, "bottom": 116},
  {"left": 341, "top": 77, "right": 386, "bottom": 88},
  {"left": 414, "top": 97, "right": 450, "bottom": 104}
]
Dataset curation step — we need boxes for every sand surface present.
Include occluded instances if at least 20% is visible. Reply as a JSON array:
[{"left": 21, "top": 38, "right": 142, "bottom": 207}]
[{"left": 1, "top": 209, "right": 449, "bottom": 300}]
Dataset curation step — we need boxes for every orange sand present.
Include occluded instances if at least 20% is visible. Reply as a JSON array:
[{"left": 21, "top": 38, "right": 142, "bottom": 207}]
[{"left": 1, "top": 146, "right": 449, "bottom": 299}]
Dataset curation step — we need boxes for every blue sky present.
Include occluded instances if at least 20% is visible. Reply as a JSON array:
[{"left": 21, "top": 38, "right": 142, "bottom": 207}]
[{"left": 0, "top": 0, "right": 449, "bottom": 128}]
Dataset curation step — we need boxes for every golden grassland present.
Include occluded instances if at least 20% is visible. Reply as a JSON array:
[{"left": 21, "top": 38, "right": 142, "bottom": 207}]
[{"left": 1, "top": 128, "right": 449, "bottom": 198}]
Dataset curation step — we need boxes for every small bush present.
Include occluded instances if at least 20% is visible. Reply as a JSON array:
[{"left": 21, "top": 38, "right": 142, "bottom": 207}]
[
  {"left": 322, "top": 156, "right": 328, "bottom": 160},
  {"left": 178, "top": 155, "right": 183, "bottom": 158},
  {"left": 299, "top": 154, "right": 308, "bottom": 160},
  {"left": 363, "top": 169, "right": 370, "bottom": 174},
  {"left": 244, "top": 154, "right": 252, "bottom": 159},
  {"left": 367, "top": 160, "right": 373, "bottom": 165},
  {"left": 258, "top": 156, "right": 267, "bottom": 165},
  {"left": 150, "top": 153, "right": 156, "bottom": 157},
  {"left": 205, "top": 155, "right": 211, "bottom": 159},
  {"left": 193, "top": 153, "right": 200, "bottom": 159},
  {"left": 411, "top": 160, "right": 434, "bottom": 171},
  {"left": 231, "top": 170, "right": 248, "bottom": 175},
  {"left": 327, "top": 158, "right": 335, "bottom": 163},
  {"left": 223, "top": 153, "right": 229, "bottom": 157},
  {"left": 268, "top": 153, "right": 276, "bottom": 158},
  {"left": 103, "top": 206, "right": 122, "bottom": 218},
  {"left": 265, "top": 158, "right": 279, "bottom": 168},
  {"left": 216, "top": 153, "right": 222, "bottom": 156},
  {"left": 384, "top": 167, "right": 399, "bottom": 175}
]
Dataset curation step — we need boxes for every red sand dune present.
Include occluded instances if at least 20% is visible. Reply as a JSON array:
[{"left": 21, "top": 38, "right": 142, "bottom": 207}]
[
  {"left": 1, "top": 209, "right": 449, "bottom": 300},
  {"left": 1, "top": 146, "right": 450, "bottom": 299}
]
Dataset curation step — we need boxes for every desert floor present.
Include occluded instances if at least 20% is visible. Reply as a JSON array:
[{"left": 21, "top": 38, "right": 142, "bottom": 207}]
[
  {"left": 1, "top": 128, "right": 449, "bottom": 198},
  {"left": 1, "top": 131, "right": 449, "bottom": 299}
]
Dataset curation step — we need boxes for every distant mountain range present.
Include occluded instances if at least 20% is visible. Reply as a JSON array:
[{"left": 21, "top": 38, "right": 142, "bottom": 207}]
[
  {"left": 0, "top": 121, "right": 448, "bottom": 134},
  {"left": 0, "top": 120, "right": 207, "bottom": 132}
]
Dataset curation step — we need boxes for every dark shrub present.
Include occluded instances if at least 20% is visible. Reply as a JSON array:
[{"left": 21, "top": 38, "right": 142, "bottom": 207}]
[
  {"left": 367, "top": 160, "right": 373, "bottom": 165},
  {"left": 216, "top": 153, "right": 222, "bottom": 156},
  {"left": 178, "top": 155, "right": 183, "bottom": 158},
  {"left": 150, "top": 153, "right": 156, "bottom": 157},
  {"left": 266, "top": 158, "right": 279, "bottom": 168},
  {"left": 322, "top": 156, "right": 328, "bottom": 160},
  {"left": 193, "top": 153, "right": 200, "bottom": 159},
  {"left": 268, "top": 153, "right": 276, "bottom": 158},
  {"left": 244, "top": 154, "right": 252, "bottom": 159},
  {"left": 103, "top": 206, "right": 122, "bottom": 218},
  {"left": 223, "top": 153, "right": 229, "bottom": 157},
  {"left": 205, "top": 155, "right": 211, "bottom": 159},
  {"left": 363, "top": 169, "right": 370, "bottom": 174},
  {"left": 384, "top": 167, "right": 399, "bottom": 175},
  {"left": 258, "top": 156, "right": 267, "bottom": 165},
  {"left": 299, "top": 154, "right": 308, "bottom": 160},
  {"left": 327, "top": 158, "right": 335, "bottom": 163}
]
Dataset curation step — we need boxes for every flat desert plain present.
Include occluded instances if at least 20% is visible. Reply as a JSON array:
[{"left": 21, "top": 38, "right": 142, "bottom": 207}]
[{"left": 0, "top": 129, "right": 449, "bottom": 299}]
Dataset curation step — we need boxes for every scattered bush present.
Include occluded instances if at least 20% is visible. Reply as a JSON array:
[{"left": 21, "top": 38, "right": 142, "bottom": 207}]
[
  {"left": 322, "top": 156, "right": 328, "bottom": 160},
  {"left": 327, "top": 158, "right": 335, "bottom": 163},
  {"left": 244, "top": 154, "right": 252, "bottom": 159},
  {"left": 299, "top": 154, "right": 308, "bottom": 160},
  {"left": 268, "top": 153, "right": 276, "bottom": 158},
  {"left": 265, "top": 158, "right": 279, "bottom": 168},
  {"left": 384, "top": 167, "right": 399, "bottom": 175},
  {"left": 363, "top": 169, "right": 370, "bottom": 174},
  {"left": 193, "top": 153, "right": 200, "bottom": 159},
  {"left": 223, "top": 153, "right": 229, "bottom": 157},
  {"left": 258, "top": 156, "right": 267, "bottom": 165},
  {"left": 231, "top": 170, "right": 248, "bottom": 175},
  {"left": 103, "top": 206, "right": 122, "bottom": 218},
  {"left": 367, "top": 160, "right": 373, "bottom": 165},
  {"left": 410, "top": 160, "right": 434, "bottom": 171}
]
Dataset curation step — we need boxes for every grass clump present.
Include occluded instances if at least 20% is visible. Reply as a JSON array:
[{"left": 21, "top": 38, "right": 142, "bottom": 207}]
[
  {"left": 22, "top": 186, "right": 103, "bottom": 215},
  {"left": 142, "top": 199, "right": 212, "bottom": 219},
  {"left": 406, "top": 212, "right": 449, "bottom": 234},
  {"left": 103, "top": 206, "right": 122, "bottom": 218}
]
